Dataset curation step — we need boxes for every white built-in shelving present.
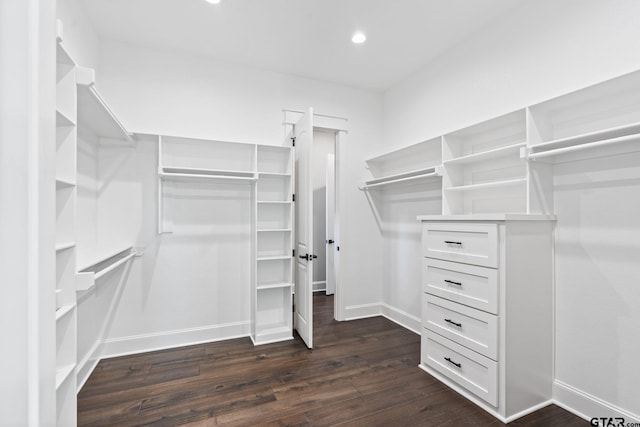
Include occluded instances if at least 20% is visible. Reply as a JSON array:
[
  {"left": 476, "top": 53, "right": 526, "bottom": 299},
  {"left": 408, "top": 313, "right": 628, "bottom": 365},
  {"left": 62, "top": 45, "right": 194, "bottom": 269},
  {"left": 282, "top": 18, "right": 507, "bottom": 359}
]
[
  {"left": 55, "top": 21, "right": 78, "bottom": 427},
  {"left": 76, "top": 67, "right": 133, "bottom": 143},
  {"left": 155, "top": 136, "right": 294, "bottom": 345},
  {"left": 76, "top": 247, "right": 136, "bottom": 292},
  {"left": 74, "top": 60, "right": 137, "bottom": 295},
  {"left": 362, "top": 71, "right": 640, "bottom": 216},
  {"left": 253, "top": 145, "right": 294, "bottom": 345},
  {"left": 157, "top": 136, "right": 258, "bottom": 233},
  {"left": 524, "top": 71, "right": 640, "bottom": 164},
  {"left": 441, "top": 110, "right": 528, "bottom": 215},
  {"left": 54, "top": 20, "right": 139, "bottom": 419},
  {"left": 360, "top": 137, "right": 442, "bottom": 190}
]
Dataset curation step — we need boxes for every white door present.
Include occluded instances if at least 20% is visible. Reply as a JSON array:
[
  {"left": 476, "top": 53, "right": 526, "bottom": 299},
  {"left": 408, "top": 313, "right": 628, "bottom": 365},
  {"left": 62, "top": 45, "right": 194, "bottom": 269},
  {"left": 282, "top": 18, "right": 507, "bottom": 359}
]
[
  {"left": 295, "top": 108, "right": 314, "bottom": 349},
  {"left": 325, "top": 153, "right": 336, "bottom": 295}
]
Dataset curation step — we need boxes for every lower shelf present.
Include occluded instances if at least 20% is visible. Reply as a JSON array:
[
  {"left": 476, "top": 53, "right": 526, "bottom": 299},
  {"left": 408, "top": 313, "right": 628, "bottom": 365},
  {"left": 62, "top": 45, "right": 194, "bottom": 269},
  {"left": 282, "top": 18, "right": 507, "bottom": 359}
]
[
  {"left": 76, "top": 247, "right": 136, "bottom": 291},
  {"left": 55, "top": 363, "right": 76, "bottom": 390},
  {"left": 253, "top": 324, "right": 292, "bottom": 345}
]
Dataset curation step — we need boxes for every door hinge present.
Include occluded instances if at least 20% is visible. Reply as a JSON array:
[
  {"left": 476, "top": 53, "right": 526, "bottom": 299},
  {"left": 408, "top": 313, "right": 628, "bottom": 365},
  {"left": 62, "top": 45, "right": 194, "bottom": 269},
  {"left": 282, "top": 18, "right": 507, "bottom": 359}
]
[
  {"left": 291, "top": 137, "right": 296, "bottom": 147},
  {"left": 292, "top": 249, "right": 295, "bottom": 257},
  {"left": 292, "top": 194, "right": 295, "bottom": 202},
  {"left": 337, "top": 246, "right": 340, "bottom": 251}
]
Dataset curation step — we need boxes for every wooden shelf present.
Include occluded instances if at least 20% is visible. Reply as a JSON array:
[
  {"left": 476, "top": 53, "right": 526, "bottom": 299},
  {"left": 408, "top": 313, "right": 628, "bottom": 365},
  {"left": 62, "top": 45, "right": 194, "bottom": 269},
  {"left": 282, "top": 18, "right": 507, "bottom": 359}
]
[
  {"left": 446, "top": 178, "right": 527, "bottom": 192},
  {"left": 55, "top": 364, "right": 76, "bottom": 390},
  {"left": 444, "top": 142, "right": 526, "bottom": 166},
  {"left": 55, "top": 242, "right": 76, "bottom": 252},
  {"left": 76, "top": 67, "right": 132, "bottom": 142},
  {"left": 76, "top": 247, "right": 135, "bottom": 291}
]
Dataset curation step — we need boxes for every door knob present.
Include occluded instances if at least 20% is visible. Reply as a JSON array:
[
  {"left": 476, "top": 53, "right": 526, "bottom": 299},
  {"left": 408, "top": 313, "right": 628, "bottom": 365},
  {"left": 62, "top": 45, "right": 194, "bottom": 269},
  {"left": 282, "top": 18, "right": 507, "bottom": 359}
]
[
  {"left": 299, "top": 254, "right": 309, "bottom": 261},
  {"left": 327, "top": 239, "right": 335, "bottom": 244}
]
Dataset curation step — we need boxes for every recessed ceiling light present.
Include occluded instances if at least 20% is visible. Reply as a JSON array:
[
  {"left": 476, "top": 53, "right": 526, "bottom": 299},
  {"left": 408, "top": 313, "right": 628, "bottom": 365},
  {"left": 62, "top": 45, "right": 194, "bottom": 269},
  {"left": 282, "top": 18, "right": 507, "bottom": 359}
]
[
  {"left": 205, "top": 0, "right": 221, "bottom": 4},
  {"left": 352, "top": 32, "right": 366, "bottom": 44}
]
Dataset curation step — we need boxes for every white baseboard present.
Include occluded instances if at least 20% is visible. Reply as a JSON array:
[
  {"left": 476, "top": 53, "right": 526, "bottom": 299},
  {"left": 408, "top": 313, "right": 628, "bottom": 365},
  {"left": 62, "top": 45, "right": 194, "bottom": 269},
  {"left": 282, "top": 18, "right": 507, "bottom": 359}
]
[
  {"left": 344, "top": 302, "right": 382, "bottom": 320},
  {"left": 99, "top": 320, "right": 251, "bottom": 360},
  {"left": 380, "top": 303, "right": 421, "bottom": 335},
  {"left": 554, "top": 380, "right": 640, "bottom": 423},
  {"left": 76, "top": 341, "right": 101, "bottom": 393}
]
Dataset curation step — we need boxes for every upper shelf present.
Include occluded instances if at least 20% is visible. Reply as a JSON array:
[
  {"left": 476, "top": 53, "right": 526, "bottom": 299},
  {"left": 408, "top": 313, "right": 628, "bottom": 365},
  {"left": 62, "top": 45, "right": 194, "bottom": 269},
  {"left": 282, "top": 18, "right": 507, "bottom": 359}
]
[
  {"left": 523, "top": 121, "right": 640, "bottom": 163},
  {"left": 76, "top": 247, "right": 138, "bottom": 292},
  {"left": 56, "top": 20, "right": 76, "bottom": 66},
  {"left": 444, "top": 142, "right": 526, "bottom": 166},
  {"left": 76, "top": 67, "right": 133, "bottom": 143},
  {"left": 359, "top": 167, "right": 440, "bottom": 190},
  {"left": 159, "top": 166, "right": 257, "bottom": 182}
]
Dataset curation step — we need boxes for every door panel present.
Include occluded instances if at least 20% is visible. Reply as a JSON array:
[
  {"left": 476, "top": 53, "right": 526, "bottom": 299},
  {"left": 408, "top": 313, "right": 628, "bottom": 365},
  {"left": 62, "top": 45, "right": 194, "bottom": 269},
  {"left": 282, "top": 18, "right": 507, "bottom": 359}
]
[{"left": 294, "top": 108, "right": 313, "bottom": 349}]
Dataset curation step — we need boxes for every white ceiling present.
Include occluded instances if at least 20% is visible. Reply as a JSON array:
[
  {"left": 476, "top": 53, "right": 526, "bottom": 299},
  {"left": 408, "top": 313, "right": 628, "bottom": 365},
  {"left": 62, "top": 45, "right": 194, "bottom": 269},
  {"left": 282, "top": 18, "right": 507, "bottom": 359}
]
[{"left": 82, "top": 0, "right": 525, "bottom": 92}]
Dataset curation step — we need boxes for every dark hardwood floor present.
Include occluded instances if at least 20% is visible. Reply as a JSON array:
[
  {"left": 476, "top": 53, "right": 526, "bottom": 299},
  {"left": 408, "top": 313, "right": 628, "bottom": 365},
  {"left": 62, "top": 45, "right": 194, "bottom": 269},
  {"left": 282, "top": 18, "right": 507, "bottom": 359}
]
[{"left": 78, "top": 294, "right": 587, "bottom": 426}]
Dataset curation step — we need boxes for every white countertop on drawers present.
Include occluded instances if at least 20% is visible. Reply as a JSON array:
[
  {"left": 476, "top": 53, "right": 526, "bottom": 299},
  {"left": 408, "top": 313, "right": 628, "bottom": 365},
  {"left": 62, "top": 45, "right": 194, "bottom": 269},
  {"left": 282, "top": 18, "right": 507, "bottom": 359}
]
[{"left": 417, "top": 214, "right": 556, "bottom": 222}]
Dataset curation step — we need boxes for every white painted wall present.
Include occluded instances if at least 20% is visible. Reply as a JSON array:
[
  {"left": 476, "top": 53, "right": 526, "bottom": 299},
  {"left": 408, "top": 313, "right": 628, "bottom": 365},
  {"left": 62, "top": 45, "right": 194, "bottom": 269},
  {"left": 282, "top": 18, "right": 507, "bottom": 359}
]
[
  {"left": 381, "top": 0, "right": 640, "bottom": 420},
  {"left": 0, "top": 0, "right": 56, "bottom": 424},
  {"left": 380, "top": 183, "right": 441, "bottom": 333},
  {"left": 56, "top": 0, "right": 100, "bottom": 70},
  {"left": 79, "top": 40, "right": 385, "bottom": 356},
  {"left": 312, "top": 130, "right": 335, "bottom": 288}
]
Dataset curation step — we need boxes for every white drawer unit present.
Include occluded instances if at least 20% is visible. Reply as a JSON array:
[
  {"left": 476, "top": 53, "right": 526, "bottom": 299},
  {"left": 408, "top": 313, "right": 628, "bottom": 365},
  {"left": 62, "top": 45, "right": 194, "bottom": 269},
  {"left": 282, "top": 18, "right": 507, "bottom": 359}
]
[
  {"left": 422, "top": 222, "right": 499, "bottom": 268},
  {"left": 422, "top": 329, "right": 498, "bottom": 407},
  {"left": 423, "top": 258, "right": 498, "bottom": 314},
  {"left": 418, "top": 216, "right": 554, "bottom": 423},
  {"left": 422, "top": 294, "right": 498, "bottom": 360}
]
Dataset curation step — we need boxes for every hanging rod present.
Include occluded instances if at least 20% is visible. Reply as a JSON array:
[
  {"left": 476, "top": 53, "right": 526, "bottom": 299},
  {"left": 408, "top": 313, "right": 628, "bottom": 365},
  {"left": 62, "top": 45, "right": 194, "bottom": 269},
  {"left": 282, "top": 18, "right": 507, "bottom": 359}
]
[
  {"left": 527, "top": 132, "right": 640, "bottom": 160},
  {"left": 359, "top": 172, "right": 439, "bottom": 190}
]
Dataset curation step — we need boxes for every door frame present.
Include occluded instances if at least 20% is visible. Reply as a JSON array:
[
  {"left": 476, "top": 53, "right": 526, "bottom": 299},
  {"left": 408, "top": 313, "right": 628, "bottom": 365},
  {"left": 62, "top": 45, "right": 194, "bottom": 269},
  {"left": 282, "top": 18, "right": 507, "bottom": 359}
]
[{"left": 283, "top": 109, "right": 347, "bottom": 321}]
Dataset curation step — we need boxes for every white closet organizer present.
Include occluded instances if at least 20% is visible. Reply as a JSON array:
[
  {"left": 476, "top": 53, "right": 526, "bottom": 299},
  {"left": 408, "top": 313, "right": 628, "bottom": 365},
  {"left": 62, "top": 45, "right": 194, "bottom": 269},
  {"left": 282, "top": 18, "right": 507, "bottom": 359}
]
[
  {"left": 156, "top": 136, "right": 294, "bottom": 345},
  {"left": 440, "top": 110, "right": 529, "bottom": 214},
  {"left": 157, "top": 136, "right": 258, "bottom": 234},
  {"left": 254, "top": 145, "right": 294, "bottom": 345},
  {"left": 75, "top": 65, "right": 139, "bottom": 291},
  {"left": 418, "top": 216, "right": 554, "bottom": 422},
  {"left": 524, "top": 70, "right": 640, "bottom": 164},
  {"left": 359, "top": 137, "right": 442, "bottom": 190},
  {"left": 55, "top": 22, "right": 78, "bottom": 427},
  {"left": 362, "top": 72, "right": 640, "bottom": 214}
]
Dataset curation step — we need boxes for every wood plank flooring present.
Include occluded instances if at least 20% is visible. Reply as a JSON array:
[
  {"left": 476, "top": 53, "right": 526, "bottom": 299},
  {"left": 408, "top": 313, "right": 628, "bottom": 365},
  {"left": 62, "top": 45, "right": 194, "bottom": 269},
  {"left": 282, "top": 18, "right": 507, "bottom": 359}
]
[{"left": 78, "top": 294, "right": 587, "bottom": 426}]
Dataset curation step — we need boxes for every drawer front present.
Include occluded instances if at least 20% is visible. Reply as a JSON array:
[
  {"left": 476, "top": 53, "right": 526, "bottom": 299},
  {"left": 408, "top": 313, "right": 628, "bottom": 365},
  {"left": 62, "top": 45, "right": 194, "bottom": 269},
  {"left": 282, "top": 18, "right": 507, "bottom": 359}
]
[
  {"left": 423, "top": 258, "right": 498, "bottom": 314},
  {"left": 422, "top": 223, "right": 499, "bottom": 268},
  {"left": 422, "top": 329, "right": 498, "bottom": 407},
  {"left": 422, "top": 294, "right": 498, "bottom": 360}
]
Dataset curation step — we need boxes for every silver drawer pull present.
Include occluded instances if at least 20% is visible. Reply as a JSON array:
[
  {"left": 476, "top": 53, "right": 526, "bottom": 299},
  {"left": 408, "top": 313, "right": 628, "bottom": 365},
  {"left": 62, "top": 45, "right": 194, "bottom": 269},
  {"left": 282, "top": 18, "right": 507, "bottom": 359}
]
[
  {"left": 444, "top": 240, "right": 463, "bottom": 246},
  {"left": 444, "top": 357, "right": 461, "bottom": 368},
  {"left": 444, "top": 318, "right": 462, "bottom": 328},
  {"left": 444, "top": 279, "right": 462, "bottom": 286}
]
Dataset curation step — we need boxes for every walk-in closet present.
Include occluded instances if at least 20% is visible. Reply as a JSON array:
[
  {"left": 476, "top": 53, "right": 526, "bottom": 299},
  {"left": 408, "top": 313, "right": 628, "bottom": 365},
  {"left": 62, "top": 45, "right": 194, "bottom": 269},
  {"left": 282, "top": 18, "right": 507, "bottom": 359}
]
[{"left": 2, "top": 0, "right": 639, "bottom": 425}]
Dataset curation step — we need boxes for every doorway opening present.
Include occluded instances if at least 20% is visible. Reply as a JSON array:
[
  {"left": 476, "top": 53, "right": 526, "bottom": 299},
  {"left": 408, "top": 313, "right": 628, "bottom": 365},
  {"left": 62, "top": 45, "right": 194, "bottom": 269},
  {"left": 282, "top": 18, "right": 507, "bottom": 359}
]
[
  {"left": 290, "top": 108, "right": 346, "bottom": 349},
  {"left": 312, "top": 129, "right": 337, "bottom": 297}
]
